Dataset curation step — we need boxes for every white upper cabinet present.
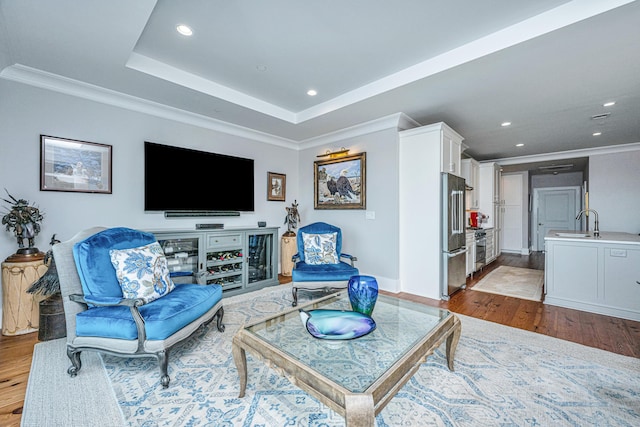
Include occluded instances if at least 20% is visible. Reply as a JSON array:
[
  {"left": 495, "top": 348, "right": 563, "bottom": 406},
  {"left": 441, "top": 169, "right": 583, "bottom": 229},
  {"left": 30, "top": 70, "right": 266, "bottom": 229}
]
[
  {"left": 478, "top": 162, "right": 502, "bottom": 257},
  {"left": 440, "top": 126, "right": 463, "bottom": 177},
  {"left": 461, "top": 158, "right": 480, "bottom": 209}
]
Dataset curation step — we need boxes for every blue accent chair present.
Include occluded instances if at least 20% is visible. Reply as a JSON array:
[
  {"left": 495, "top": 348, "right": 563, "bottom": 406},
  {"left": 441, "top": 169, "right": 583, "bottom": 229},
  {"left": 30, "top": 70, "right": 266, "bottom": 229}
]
[
  {"left": 52, "top": 227, "right": 224, "bottom": 388},
  {"left": 291, "top": 222, "right": 359, "bottom": 306}
]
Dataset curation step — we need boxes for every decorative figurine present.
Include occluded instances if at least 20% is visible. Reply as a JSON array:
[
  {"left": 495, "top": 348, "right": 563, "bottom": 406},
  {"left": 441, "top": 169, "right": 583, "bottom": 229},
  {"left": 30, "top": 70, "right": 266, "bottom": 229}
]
[
  {"left": 27, "top": 234, "right": 61, "bottom": 296},
  {"left": 2, "top": 189, "right": 44, "bottom": 257},
  {"left": 283, "top": 200, "right": 301, "bottom": 237}
]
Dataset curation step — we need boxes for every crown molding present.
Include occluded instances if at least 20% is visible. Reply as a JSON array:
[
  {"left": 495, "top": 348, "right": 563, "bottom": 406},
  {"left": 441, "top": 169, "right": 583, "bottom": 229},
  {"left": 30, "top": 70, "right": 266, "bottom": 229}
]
[
  {"left": 298, "top": 112, "right": 420, "bottom": 150},
  {"left": 0, "top": 64, "right": 299, "bottom": 149},
  {"left": 1, "top": 64, "right": 421, "bottom": 151},
  {"left": 488, "top": 142, "right": 640, "bottom": 166}
]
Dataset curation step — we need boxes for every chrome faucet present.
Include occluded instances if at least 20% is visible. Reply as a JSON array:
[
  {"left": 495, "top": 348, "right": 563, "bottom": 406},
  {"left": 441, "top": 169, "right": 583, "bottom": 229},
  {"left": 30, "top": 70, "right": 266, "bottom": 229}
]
[{"left": 576, "top": 209, "right": 600, "bottom": 237}]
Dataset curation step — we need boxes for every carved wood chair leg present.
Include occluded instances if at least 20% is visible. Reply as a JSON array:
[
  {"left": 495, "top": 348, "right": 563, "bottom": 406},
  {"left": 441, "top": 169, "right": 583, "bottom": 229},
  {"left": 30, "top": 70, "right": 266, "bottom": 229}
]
[
  {"left": 157, "top": 350, "right": 170, "bottom": 388},
  {"left": 216, "top": 306, "right": 225, "bottom": 332},
  {"left": 67, "top": 347, "right": 82, "bottom": 377},
  {"left": 292, "top": 287, "right": 298, "bottom": 307}
]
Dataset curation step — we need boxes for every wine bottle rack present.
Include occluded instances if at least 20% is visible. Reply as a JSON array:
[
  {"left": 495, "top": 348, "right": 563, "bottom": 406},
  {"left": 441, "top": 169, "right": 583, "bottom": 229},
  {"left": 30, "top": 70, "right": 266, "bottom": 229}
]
[{"left": 151, "top": 227, "right": 279, "bottom": 297}]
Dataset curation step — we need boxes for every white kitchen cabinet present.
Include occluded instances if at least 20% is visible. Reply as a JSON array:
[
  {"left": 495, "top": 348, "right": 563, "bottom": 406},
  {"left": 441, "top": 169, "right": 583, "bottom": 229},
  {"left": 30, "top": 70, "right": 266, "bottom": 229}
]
[
  {"left": 485, "top": 228, "right": 496, "bottom": 263},
  {"left": 466, "top": 230, "right": 475, "bottom": 276},
  {"left": 546, "top": 242, "right": 599, "bottom": 301},
  {"left": 461, "top": 158, "right": 479, "bottom": 209},
  {"left": 479, "top": 162, "right": 501, "bottom": 257},
  {"left": 478, "top": 162, "right": 501, "bottom": 226},
  {"left": 544, "top": 231, "right": 640, "bottom": 321},
  {"left": 440, "top": 124, "right": 464, "bottom": 177},
  {"left": 399, "top": 122, "right": 464, "bottom": 299},
  {"left": 603, "top": 246, "right": 640, "bottom": 312},
  {"left": 500, "top": 173, "right": 524, "bottom": 254}
]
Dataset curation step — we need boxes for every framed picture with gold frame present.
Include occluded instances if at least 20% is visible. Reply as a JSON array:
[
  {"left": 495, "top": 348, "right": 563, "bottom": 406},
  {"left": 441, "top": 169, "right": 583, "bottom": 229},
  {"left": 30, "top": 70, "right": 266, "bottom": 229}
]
[
  {"left": 267, "top": 172, "right": 286, "bottom": 201},
  {"left": 314, "top": 152, "right": 366, "bottom": 209}
]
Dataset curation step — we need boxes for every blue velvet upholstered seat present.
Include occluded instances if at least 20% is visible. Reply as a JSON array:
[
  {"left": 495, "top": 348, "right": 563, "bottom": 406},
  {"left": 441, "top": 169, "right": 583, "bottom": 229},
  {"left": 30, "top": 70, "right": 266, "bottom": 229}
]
[
  {"left": 53, "top": 227, "right": 225, "bottom": 388},
  {"left": 291, "top": 222, "right": 358, "bottom": 306},
  {"left": 75, "top": 283, "right": 222, "bottom": 340}
]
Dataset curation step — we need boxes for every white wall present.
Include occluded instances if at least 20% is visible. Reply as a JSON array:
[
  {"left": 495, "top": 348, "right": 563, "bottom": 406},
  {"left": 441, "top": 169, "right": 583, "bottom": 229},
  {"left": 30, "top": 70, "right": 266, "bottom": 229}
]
[
  {"left": 297, "top": 127, "right": 401, "bottom": 292},
  {"left": 589, "top": 149, "right": 640, "bottom": 233},
  {"left": 0, "top": 80, "right": 299, "bottom": 324},
  {"left": 0, "top": 79, "right": 405, "bottom": 328}
]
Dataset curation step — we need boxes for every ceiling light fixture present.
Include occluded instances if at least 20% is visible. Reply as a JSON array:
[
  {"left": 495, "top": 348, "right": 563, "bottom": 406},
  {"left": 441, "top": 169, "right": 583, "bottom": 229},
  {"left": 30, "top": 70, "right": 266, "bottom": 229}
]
[
  {"left": 591, "top": 112, "right": 610, "bottom": 120},
  {"left": 307, "top": 89, "right": 317, "bottom": 96},
  {"left": 501, "top": 122, "right": 511, "bottom": 127},
  {"left": 176, "top": 25, "right": 193, "bottom": 36},
  {"left": 593, "top": 132, "right": 602, "bottom": 136},
  {"left": 516, "top": 143, "right": 524, "bottom": 147},
  {"left": 603, "top": 101, "right": 616, "bottom": 107}
]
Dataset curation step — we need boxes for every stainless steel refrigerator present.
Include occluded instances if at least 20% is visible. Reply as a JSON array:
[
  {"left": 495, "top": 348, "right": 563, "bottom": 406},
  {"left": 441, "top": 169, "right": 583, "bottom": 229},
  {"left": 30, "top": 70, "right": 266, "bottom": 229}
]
[{"left": 441, "top": 172, "right": 467, "bottom": 300}]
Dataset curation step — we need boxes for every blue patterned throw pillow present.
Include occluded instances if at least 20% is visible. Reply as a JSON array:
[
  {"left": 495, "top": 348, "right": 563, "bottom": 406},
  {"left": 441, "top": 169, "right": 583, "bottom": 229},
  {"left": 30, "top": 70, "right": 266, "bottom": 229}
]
[
  {"left": 302, "top": 232, "right": 339, "bottom": 265},
  {"left": 109, "top": 241, "right": 175, "bottom": 303}
]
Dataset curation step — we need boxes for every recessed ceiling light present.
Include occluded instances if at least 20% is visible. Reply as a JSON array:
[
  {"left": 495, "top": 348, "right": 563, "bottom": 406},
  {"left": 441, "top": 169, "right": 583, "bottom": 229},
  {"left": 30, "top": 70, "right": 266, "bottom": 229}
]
[
  {"left": 516, "top": 143, "right": 524, "bottom": 147},
  {"left": 176, "top": 25, "right": 193, "bottom": 36},
  {"left": 593, "top": 132, "right": 602, "bottom": 136},
  {"left": 501, "top": 122, "right": 511, "bottom": 127},
  {"left": 603, "top": 101, "right": 616, "bottom": 107},
  {"left": 307, "top": 89, "right": 317, "bottom": 96}
]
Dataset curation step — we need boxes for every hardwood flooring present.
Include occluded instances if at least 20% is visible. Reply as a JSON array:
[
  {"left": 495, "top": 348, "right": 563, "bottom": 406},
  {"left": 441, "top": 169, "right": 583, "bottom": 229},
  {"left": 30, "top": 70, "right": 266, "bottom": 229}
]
[
  {"left": 1, "top": 252, "right": 638, "bottom": 426},
  {"left": 392, "top": 252, "right": 640, "bottom": 358}
]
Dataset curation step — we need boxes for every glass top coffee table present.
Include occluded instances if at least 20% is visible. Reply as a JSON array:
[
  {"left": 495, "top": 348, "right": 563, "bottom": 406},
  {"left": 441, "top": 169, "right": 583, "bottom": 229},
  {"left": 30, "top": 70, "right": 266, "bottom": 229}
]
[{"left": 232, "top": 292, "right": 461, "bottom": 426}]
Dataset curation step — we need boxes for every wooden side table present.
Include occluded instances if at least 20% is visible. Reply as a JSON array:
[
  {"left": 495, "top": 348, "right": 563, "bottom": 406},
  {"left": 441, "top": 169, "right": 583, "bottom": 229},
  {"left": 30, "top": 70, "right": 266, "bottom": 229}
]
[
  {"left": 2, "top": 259, "right": 47, "bottom": 335},
  {"left": 280, "top": 234, "right": 297, "bottom": 277}
]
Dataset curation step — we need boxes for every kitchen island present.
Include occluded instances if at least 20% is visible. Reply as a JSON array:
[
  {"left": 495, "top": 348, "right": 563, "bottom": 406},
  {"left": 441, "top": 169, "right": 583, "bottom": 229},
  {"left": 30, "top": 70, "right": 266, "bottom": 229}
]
[{"left": 544, "top": 230, "right": 640, "bottom": 321}]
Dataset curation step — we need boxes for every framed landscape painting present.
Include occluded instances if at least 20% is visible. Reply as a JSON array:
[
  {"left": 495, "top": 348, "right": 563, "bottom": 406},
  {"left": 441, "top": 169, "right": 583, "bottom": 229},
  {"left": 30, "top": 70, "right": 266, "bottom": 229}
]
[
  {"left": 40, "top": 135, "right": 112, "bottom": 194},
  {"left": 314, "top": 152, "right": 366, "bottom": 209}
]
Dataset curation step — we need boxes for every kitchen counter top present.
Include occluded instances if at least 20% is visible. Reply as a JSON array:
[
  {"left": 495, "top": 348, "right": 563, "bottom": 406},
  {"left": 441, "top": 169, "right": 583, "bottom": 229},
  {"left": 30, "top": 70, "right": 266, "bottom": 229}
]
[{"left": 545, "top": 230, "right": 640, "bottom": 245}]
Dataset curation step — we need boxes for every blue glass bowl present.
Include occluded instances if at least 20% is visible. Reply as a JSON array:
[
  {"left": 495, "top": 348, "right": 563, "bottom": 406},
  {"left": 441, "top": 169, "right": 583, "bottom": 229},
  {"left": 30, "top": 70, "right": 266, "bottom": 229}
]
[{"left": 299, "top": 309, "right": 376, "bottom": 340}]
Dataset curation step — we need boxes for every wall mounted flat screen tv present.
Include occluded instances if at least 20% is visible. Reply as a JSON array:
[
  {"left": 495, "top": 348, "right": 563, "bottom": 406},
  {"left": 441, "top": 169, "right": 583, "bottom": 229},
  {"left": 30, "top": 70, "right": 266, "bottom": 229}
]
[{"left": 144, "top": 141, "right": 254, "bottom": 212}]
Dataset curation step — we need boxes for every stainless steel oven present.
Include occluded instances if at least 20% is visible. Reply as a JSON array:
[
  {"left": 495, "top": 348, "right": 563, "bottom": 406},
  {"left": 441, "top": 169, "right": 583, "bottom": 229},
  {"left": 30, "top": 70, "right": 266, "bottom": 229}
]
[{"left": 474, "top": 230, "right": 486, "bottom": 271}]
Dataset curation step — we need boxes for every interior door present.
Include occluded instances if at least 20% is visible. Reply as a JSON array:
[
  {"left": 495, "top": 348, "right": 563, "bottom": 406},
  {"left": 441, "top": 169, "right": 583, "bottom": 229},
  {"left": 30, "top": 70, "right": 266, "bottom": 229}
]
[{"left": 534, "top": 187, "right": 580, "bottom": 250}]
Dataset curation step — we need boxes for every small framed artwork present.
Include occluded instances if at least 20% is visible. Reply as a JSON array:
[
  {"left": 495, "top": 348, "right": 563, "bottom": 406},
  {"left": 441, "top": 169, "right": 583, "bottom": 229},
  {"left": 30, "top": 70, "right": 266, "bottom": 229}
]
[
  {"left": 40, "top": 135, "right": 112, "bottom": 194},
  {"left": 314, "top": 152, "right": 366, "bottom": 209},
  {"left": 267, "top": 172, "right": 286, "bottom": 201}
]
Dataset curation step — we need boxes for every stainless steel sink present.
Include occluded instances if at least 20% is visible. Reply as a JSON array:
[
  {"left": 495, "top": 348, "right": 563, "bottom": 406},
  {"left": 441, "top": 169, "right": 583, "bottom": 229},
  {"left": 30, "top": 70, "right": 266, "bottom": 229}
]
[{"left": 555, "top": 232, "right": 591, "bottom": 238}]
